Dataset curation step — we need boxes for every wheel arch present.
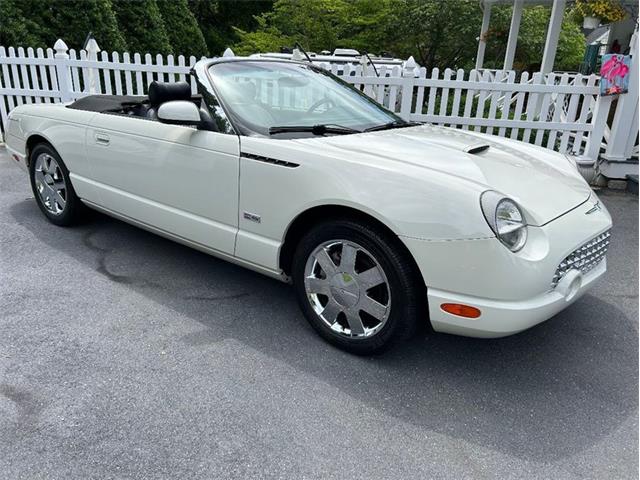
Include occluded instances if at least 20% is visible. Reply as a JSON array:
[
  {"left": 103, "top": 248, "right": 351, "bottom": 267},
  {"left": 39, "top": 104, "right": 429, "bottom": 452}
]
[
  {"left": 279, "top": 204, "right": 424, "bottom": 283},
  {"left": 25, "top": 133, "right": 55, "bottom": 168},
  {"left": 280, "top": 203, "right": 431, "bottom": 329}
]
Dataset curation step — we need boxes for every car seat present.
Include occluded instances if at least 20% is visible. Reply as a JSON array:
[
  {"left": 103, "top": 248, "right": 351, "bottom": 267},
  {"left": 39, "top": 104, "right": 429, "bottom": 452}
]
[{"left": 146, "top": 81, "right": 192, "bottom": 120}]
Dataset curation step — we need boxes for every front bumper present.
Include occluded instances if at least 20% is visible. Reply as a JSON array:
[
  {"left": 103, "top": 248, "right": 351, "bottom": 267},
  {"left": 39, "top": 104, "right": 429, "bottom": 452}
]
[
  {"left": 401, "top": 195, "right": 612, "bottom": 338},
  {"left": 5, "top": 135, "right": 28, "bottom": 173},
  {"left": 426, "top": 259, "right": 605, "bottom": 337}
]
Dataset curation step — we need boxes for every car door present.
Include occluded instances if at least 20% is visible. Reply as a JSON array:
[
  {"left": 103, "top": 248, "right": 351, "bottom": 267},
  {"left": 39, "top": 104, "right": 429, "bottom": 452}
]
[{"left": 85, "top": 114, "right": 239, "bottom": 255}]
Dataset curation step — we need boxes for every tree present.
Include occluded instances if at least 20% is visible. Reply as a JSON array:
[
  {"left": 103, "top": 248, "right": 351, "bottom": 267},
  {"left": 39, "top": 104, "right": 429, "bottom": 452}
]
[
  {"left": 339, "top": 0, "right": 394, "bottom": 55},
  {"left": 157, "top": 0, "right": 207, "bottom": 57},
  {"left": 483, "top": 5, "right": 586, "bottom": 72},
  {"left": 232, "top": 18, "right": 293, "bottom": 56},
  {"left": 0, "top": 0, "right": 126, "bottom": 50},
  {"left": 1, "top": 0, "right": 587, "bottom": 73},
  {"left": 188, "top": 0, "right": 274, "bottom": 56},
  {"left": 385, "top": 0, "right": 483, "bottom": 71},
  {"left": 233, "top": 0, "right": 357, "bottom": 55},
  {"left": 49, "top": 0, "right": 127, "bottom": 52},
  {"left": 232, "top": 0, "right": 481, "bottom": 65},
  {"left": 555, "top": 19, "right": 586, "bottom": 72},
  {"left": 0, "top": 0, "right": 50, "bottom": 48},
  {"left": 0, "top": 0, "right": 126, "bottom": 52},
  {"left": 112, "top": 0, "right": 172, "bottom": 54},
  {"left": 232, "top": 0, "right": 586, "bottom": 73}
]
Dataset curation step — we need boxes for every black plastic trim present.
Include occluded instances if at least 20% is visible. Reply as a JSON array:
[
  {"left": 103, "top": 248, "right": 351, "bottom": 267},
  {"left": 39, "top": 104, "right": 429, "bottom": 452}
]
[
  {"left": 241, "top": 152, "right": 299, "bottom": 168},
  {"left": 464, "top": 143, "right": 491, "bottom": 154}
]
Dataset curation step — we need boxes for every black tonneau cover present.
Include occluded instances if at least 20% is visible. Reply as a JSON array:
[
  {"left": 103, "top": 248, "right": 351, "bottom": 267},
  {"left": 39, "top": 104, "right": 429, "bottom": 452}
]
[{"left": 67, "top": 95, "right": 148, "bottom": 113}]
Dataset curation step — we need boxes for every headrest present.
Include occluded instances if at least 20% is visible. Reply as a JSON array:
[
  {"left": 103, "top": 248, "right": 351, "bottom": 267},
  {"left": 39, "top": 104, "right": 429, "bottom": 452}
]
[{"left": 148, "top": 81, "right": 191, "bottom": 107}]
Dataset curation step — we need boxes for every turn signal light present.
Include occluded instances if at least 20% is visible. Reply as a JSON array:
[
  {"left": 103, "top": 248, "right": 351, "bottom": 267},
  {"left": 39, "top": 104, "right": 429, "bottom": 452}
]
[{"left": 440, "top": 303, "right": 481, "bottom": 318}]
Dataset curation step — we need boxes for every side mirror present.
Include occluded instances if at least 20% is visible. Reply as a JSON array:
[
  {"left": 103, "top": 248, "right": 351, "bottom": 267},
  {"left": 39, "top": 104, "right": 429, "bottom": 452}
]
[{"left": 157, "top": 100, "right": 201, "bottom": 126}]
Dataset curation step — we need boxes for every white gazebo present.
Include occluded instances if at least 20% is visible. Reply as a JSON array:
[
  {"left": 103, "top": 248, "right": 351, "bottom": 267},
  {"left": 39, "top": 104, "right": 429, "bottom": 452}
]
[
  {"left": 475, "top": 0, "right": 639, "bottom": 179},
  {"left": 475, "top": 0, "right": 570, "bottom": 72}
]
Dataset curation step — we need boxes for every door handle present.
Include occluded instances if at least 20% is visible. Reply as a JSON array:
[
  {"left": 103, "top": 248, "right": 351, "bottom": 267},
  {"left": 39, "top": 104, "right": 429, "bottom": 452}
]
[{"left": 95, "top": 132, "right": 110, "bottom": 146}]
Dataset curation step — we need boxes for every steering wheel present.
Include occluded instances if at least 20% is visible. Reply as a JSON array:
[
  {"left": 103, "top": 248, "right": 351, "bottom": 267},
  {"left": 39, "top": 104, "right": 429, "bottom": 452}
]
[{"left": 306, "top": 98, "right": 335, "bottom": 114}]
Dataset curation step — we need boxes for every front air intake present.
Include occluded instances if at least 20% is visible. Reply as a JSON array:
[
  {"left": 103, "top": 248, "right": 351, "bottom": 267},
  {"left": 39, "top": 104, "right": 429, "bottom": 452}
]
[{"left": 551, "top": 230, "right": 611, "bottom": 289}]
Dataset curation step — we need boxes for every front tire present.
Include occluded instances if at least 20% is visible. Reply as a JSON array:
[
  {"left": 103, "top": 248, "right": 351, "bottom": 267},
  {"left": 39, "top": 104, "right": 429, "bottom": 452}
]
[
  {"left": 29, "top": 143, "right": 85, "bottom": 226},
  {"left": 292, "top": 219, "right": 422, "bottom": 354}
]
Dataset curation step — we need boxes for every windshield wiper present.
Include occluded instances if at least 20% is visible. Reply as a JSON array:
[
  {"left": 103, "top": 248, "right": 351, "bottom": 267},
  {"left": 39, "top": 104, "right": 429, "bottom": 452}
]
[
  {"left": 268, "top": 124, "right": 361, "bottom": 135},
  {"left": 364, "top": 120, "right": 419, "bottom": 132}
]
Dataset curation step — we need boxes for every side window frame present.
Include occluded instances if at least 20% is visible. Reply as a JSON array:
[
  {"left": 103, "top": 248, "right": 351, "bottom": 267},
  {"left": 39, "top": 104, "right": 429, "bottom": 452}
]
[{"left": 190, "top": 70, "right": 236, "bottom": 135}]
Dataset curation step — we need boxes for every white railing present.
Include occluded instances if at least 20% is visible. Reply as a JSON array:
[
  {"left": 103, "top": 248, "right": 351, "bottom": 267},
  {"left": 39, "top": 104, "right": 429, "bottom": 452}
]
[{"left": 0, "top": 39, "right": 614, "bottom": 164}]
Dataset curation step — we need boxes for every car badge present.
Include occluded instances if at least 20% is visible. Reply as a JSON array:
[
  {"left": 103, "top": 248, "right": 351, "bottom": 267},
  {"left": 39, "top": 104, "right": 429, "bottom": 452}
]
[
  {"left": 243, "top": 211, "right": 261, "bottom": 223},
  {"left": 585, "top": 201, "right": 602, "bottom": 215}
]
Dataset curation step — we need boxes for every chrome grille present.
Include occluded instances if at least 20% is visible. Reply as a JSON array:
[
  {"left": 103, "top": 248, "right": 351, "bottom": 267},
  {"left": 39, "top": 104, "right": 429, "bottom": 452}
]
[{"left": 551, "top": 230, "right": 611, "bottom": 288}]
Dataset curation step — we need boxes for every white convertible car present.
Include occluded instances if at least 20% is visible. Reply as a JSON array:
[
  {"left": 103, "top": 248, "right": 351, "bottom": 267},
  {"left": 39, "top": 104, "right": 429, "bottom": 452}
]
[{"left": 5, "top": 58, "right": 612, "bottom": 354}]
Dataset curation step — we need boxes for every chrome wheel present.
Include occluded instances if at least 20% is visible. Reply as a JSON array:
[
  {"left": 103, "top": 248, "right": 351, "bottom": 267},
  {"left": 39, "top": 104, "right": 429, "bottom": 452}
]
[
  {"left": 34, "top": 153, "right": 66, "bottom": 215},
  {"left": 304, "top": 240, "right": 391, "bottom": 338}
]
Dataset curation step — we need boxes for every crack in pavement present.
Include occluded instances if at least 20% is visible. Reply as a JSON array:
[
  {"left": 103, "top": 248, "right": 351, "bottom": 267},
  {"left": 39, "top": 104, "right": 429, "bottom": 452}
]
[
  {"left": 0, "top": 383, "right": 44, "bottom": 433},
  {"left": 81, "top": 229, "right": 250, "bottom": 302}
]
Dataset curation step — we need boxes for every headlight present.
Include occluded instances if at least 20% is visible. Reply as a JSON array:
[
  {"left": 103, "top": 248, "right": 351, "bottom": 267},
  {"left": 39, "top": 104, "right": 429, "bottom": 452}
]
[{"left": 480, "top": 191, "right": 528, "bottom": 252}]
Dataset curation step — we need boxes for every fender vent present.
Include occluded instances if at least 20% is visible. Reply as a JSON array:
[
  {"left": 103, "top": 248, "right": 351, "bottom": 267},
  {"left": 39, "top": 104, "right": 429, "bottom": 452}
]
[
  {"left": 241, "top": 152, "right": 299, "bottom": 168},
  {"left": 464, "top": 143, "right": 491, "bottom": 154}
]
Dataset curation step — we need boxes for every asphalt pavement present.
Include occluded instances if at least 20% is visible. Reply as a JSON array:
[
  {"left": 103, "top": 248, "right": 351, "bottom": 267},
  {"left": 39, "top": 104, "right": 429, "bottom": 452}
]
[{"left": 0, "top": 148, "right": 638, "bottom": 479}]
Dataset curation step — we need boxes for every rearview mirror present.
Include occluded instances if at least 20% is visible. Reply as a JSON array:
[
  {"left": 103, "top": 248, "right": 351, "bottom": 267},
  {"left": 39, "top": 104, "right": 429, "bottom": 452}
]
[
  {"left": 278, "top": 75, "right": 309, "bottom": 88},
  {"left": 157, "top": 100, "right": 201, "bottom": 126}
]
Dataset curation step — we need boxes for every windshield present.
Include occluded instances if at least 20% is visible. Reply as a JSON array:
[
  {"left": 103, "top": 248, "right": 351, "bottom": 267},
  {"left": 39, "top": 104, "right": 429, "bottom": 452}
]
[{"left": 208, "top": 61, "right": 404, "bottom": 137}]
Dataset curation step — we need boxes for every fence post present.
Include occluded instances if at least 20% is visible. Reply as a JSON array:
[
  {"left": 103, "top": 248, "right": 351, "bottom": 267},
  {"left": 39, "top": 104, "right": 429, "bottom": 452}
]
[
  {"left": 53, "top": 39, "right": 73, "bottom": 102},
  {"left": 399, "top": 56, "right": 417, "bottom": 120},
  {"left": 582, "top": 94, "right": 613, "bottom": 164},
  {"left": 603, "top": 27, "right": 639, "bottom": 162},
  {"left": 85, "top": 37, "right": 101, "bottom": 94}
]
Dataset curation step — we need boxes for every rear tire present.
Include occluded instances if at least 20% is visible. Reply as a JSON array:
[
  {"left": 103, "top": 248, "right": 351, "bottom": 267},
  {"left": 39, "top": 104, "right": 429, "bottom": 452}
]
[
  {"left": 29, "top": 143, "right": 85, "bottom": 226},
  {"left": 292, "top": 218, "right": 422, "bottom": 355}
]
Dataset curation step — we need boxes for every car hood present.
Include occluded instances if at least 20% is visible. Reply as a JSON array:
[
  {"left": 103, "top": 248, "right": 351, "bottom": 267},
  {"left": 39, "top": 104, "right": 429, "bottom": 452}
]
[{"left": 290, "top": 125, "right": 591, "bottom": 226}]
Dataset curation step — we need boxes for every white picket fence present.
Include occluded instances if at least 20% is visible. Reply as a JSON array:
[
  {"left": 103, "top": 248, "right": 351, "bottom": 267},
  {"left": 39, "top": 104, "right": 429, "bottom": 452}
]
[
  {"left": 0, "top": 39, "right": 614, "bottom": 163},
  {"left": 341, "top": 65, "right": 609, "bottom": 159}
]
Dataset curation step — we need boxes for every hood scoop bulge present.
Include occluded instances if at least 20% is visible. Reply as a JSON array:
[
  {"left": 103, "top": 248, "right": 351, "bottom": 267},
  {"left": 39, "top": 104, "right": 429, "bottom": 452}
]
[{"left": 463, "top": 143, "right": 491, "bottom": 155}]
